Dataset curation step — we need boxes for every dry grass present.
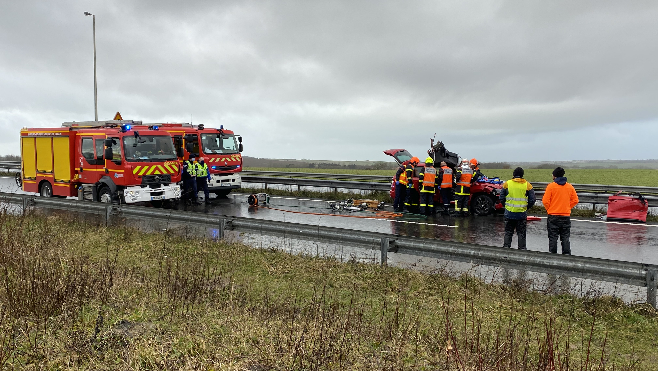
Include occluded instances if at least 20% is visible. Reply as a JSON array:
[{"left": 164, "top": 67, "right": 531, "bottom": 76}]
[{"left": 0, "top": 210, "right": 656, "bottom": 370}]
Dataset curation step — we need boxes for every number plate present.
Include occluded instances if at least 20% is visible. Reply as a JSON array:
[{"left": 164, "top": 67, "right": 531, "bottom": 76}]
[{"left": 151, "top": 195, "right": 164, "bottom": 201}]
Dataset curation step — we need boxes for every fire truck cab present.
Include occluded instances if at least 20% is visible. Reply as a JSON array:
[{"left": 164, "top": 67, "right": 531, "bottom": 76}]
[
  {"left": 20, "top": 120, "right": 182, "bottom": 204},
  {"left": 157, "top": 123, "right": 243, "bottom": 197}
]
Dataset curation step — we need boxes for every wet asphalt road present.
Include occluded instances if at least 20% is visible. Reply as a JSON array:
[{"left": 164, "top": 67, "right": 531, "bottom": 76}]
[{"left": 2, "top": 177, "right": 657, "bottom": 264}]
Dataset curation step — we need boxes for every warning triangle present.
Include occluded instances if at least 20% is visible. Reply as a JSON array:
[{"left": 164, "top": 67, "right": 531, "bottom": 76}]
[{"left": 113, "top": 112, "right": 123, "bottom": 120}]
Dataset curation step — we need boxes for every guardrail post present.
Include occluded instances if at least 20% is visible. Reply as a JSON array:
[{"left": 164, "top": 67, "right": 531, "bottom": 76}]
[
  {"left": 218, "top": 218, "right": 225, "bottom": 240},
  {"left": 105, "top": 205, "right": 112, "bottom": 227},
  {"left": 647, "top": 269, "right": 657, "bottom": 309},
  {"left": 380, "top": 237, "right": 389, "bottom": 266},
  {"left": 22, "top": 196, "right": 27, "bottom": 215}
]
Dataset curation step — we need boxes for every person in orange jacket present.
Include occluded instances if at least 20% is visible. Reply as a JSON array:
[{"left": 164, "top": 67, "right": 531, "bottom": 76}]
[{"left": 542, "top": 167, "right": 579, "bottom": 255}]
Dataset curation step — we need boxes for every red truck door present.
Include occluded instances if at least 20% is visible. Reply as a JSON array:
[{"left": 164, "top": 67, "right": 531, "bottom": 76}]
[{"left": 77, "top": 136, "right": 102, "bottom": 184}]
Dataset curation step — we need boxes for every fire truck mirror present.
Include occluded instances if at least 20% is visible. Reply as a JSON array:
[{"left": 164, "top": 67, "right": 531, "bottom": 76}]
[
  {"left": 176, "top": 147, "right": 184, "bottom": 158},
  {"left": 104, "top": 147, "right": 114, "bottom": 161},
  {"left": 186, "top": 143, "right": 194, "bottom": 153},
  {"left": 238, "top": 136, "right": 242, "bottom": 143},
  {"left": 239, "top": 143, "right": 243, "bottom": 153},
  {"left": 104, "top": 138, "right": 113, "bottom": 147}
]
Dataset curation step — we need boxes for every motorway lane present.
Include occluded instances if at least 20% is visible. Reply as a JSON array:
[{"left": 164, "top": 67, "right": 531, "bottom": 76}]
[{"left": 2, "top": 177, "right": 657, "bottom": 265}]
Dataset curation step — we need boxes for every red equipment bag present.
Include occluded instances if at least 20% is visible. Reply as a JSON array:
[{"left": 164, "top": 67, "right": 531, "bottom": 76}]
[{"left": 606, "top": 192, "right": 649, "bottom": 223}]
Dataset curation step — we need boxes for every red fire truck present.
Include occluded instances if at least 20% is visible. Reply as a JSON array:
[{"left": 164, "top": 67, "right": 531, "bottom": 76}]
[
  {"left": 157, "top": 123, "right": 243, "bottom": 197},
  {"left": 384, "top": 140, "right": 504, "bottom": 215},
  {"left": 20, "top": 120, "right": 182, "bottom": 204}
]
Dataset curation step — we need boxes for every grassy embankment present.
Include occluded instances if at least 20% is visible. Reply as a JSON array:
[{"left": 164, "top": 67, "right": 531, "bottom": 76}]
[{"left": 1, "top": 211, "right": 657, "bottom": 369}]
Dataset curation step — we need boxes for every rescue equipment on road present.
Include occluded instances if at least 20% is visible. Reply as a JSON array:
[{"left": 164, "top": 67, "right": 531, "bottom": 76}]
[
  {"left": 606, "top": 192, "right": 649, "bottom": 223},
  {"left": 248, "top": 193, "right": 270, "bottom": 206}
]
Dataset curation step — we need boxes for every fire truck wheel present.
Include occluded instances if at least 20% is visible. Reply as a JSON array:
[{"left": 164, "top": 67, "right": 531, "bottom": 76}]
[
  {"left": 39, "top": 182, "right": 53, "bottom": 197},
  {"left": 15, "top": 172, "right": 22, "bottom": 188},
  {"left": 472, "top": 194, "right": 493, "bottom": 216},
  {"left": 98, "top": 186, "right": 114, "bottom": 203}
]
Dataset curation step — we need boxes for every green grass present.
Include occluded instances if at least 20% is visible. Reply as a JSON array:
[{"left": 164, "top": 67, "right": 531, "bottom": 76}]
[
  {"left": 0, "top": 212, "right": 657, "bottom": 369},
  {"left": 246, "top": 167, "right": 658, "bottom": 187},
  {"left": 484, "top": 168, "right": 658, "bottom": 187}
]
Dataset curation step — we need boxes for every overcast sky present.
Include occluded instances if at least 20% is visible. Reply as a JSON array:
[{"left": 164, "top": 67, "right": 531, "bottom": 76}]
[{"left": 1, "top": 1, "right": 657, "bottom": 162}]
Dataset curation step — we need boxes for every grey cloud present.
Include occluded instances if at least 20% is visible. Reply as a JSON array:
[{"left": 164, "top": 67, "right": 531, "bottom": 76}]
[{"left": 1, "top": 0, "right": 657, "bottom": 162}]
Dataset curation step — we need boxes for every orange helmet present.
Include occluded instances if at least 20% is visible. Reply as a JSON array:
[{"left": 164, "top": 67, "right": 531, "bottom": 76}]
[
  {"left": 410, "top": 157, "right": 420, "bottom": 165},
  {"left": 470, "top": 158, "right": 478, "bottom": 166}
]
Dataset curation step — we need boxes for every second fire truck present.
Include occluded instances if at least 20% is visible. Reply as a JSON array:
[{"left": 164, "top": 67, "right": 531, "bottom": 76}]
[{"left": 157, "top": 123, "right": 243, "bottom": 197}]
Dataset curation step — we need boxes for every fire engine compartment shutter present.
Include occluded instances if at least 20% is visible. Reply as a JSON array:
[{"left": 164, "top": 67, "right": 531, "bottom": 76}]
[
  {"left": 36, "top": 137, "right": 53, "bottom": 173},
  {"left": 53, "top": 137, "right": 71, "bottom": 182},
  {"left": 21, "top": 137, "right": 36, "bottom": 179}
]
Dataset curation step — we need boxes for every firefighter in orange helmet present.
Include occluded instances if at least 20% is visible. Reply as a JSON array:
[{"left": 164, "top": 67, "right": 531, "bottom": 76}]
[
  {"left": 403, "top": 157, "right": 420, "bottom": 212},
  {"left": 470, "top": 158, "right": 483, "bottom": 182}
]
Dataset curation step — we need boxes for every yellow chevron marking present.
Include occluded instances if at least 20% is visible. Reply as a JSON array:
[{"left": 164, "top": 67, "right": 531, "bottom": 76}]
[
  {"left": 139, "top": 166, "right": 149, "bottom": 176},
  {"left": 146, "top": 166, "right": 156, "bottom": 175},
  {"left": 133, "top": 166, "right": 141, "bottom": 174},
  {"left": 164, "top": 164, "right": 173, "bottom": 173},
  {"left": 153, "top": 169, "right": 162, "bottom": 175},
  {"left": 158, "top": 165, "right": 167, "bottom": 174}
]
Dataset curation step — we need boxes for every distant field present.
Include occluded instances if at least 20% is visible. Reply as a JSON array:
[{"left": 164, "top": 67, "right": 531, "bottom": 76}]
[
  {"left": 245, "top": 167, "right": 658, "bottom": 187},
  {"left": 483, "top": 168, "right": 658, "bottom": 187}
]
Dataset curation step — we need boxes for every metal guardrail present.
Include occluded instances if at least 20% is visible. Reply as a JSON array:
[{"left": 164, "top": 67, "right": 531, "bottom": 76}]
[
  {"left": 1, "top": 191, "right": 656, "bottom": 308},
  {"left": 242, "top": 170, "right": 658, "bottom": 205},
  {"left": 0, "top": 161, "right": 20, "bottom": 172}
]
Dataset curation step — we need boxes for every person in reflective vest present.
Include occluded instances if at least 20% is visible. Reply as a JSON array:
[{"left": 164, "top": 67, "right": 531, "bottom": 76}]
[
  {"left": 403, "top": 157, "right": 420, "bottom": 212},
  {"left": 499, "top": 167, "right": 536, "bottom": 250},
  {"left": 438, "top": 161, "right": 453, "bottom": 214},
  {"left": 196, "top": 157, "right": 211, "bottom": 204},
  {"left": 418, "top": 157, "right": 437, "bottom": 216},
  {"left": 181, "top": 154, "right": 198, "bottom": 204},
  {"left": 454, "top": 158, "right": 475, "bottom": 216},
  {"left": 393, "top": 162, "right": 408, "bottom": 212}
]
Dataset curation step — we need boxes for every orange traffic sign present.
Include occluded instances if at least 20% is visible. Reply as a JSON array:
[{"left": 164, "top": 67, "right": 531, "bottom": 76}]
[{"left": 113, "top": 112, "right": 123, "bottom": 120}]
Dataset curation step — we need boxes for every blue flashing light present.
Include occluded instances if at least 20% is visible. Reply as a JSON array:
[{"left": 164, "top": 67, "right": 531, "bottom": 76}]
[
  {"left": 211, "top": 166, "right": 217, "bottom": 170},
  {"left": 153, "top": 125, "right": 159, "bottom": 130},
  {"left": 236, "top": 165, "right": 241, "bottom": 169},
  {"left": 120, "top": 124, "right": 131, "bottom": 133},
  {"left": 220, "top": 125, "right": 224, "bottom": 129}
]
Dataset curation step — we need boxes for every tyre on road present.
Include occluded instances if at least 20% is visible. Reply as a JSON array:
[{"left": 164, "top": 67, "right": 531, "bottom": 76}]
[
  {"left": 39, "top": 181, "right": 53, "bottom": 197},
  {"left": 98, "top": 186, "right": 113, "bottom": 203},
  {"left": 472, "top": 194, "right": 494, "bottom": 216}
]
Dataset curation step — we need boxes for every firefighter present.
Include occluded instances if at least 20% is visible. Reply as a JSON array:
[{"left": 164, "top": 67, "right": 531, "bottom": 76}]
[
  {"left": 403, "top": 157, "right": 420, "bottom": 213},
  {"left": 418, "top": 157, "right": 437, "bottom": 216},
  {"left": 196, "top": 157, "right": 211, "bottom": 204},
  {"left": 393, "top": 161, "right": 408, "bottom": 212},
  {"left": 438, "top": 161, "right": 453, "bottom": 214},
  {"left": 182, "top": 154, "right": 198, "bottom": 204},
  {"left": 454, "top": 158, "right": 475, "bottom": 216},
  {"left": 470, "top": 158, "right": 484, "bottom": 182}
]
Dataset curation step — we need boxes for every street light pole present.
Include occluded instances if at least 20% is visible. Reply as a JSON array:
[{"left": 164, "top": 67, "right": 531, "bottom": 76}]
[{"left": 84, "top": 12, "right": 98, "bottom": 121}]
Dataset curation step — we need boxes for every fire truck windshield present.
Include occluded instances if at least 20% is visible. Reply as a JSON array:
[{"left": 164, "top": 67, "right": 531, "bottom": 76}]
[
  {"left": 200, "top": 133, "right": 238, "bottom": 154},
  {"left": 122, "top": 135, "right": 177, "bottom": 162}
]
